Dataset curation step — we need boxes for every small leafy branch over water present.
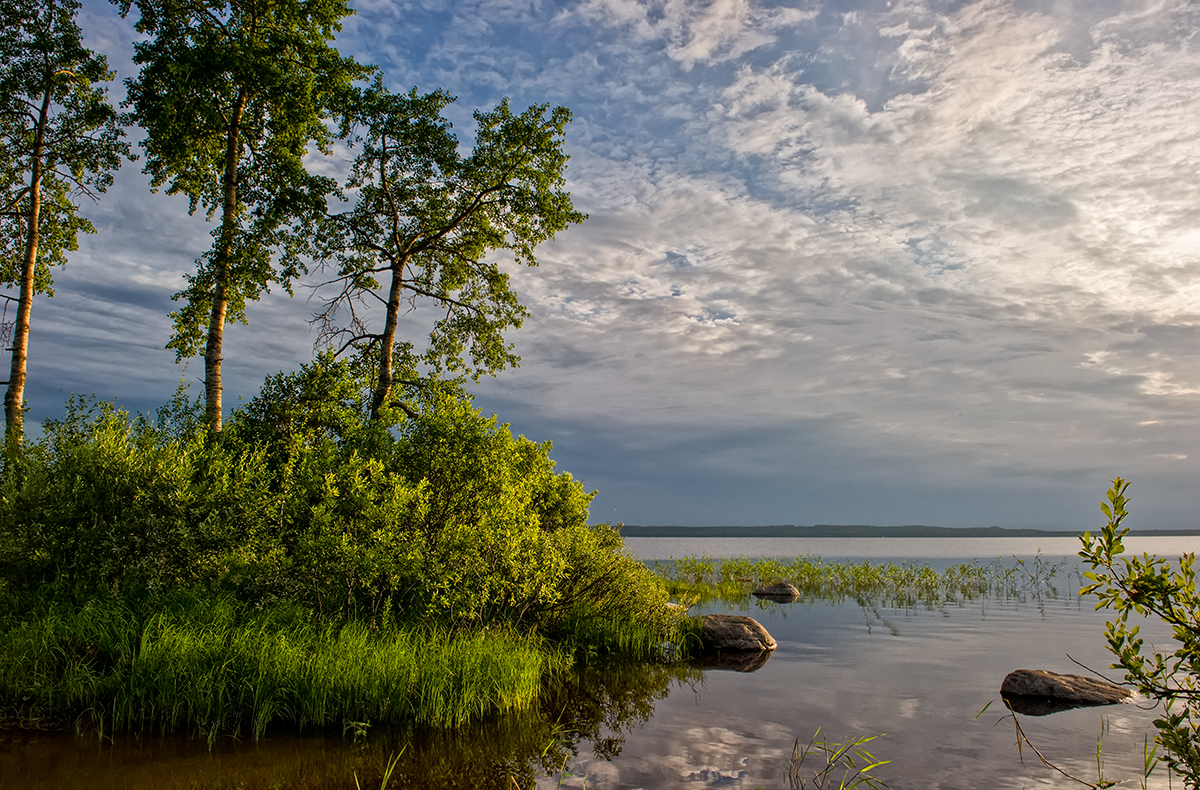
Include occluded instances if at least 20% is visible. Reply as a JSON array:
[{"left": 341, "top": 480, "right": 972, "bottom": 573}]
[
  {"left": 1081, "top": 478, "right": 1200, "bottom": 786},
  {"left": 652, "top": 552, "right": 1073, "bottom": 609}
]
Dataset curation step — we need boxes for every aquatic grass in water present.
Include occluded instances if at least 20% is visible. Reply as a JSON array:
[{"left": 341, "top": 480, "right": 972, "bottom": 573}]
[
  {"left": 655, "top": 553, "right": 1074, "bottom": 608},
  {"left": 0, "top": 595, "right": 567, "bottom": 739}
]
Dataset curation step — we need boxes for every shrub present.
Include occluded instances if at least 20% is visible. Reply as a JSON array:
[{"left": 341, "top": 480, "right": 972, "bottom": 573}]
[
  {"left": 1080, "top": 478, "right": 1200, "bottom": 786},
  {"left": 0, "top": 397, "right": 278, "bottom": 601},
  {"left": 0, "top": 357, "right": 672, "bottom": 640},
  {"left": 0, "top": 357, "right": 688, "bottom": 733}
]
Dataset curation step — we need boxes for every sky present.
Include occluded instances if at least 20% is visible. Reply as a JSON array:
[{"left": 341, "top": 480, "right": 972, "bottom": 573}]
[{"left": 32, "top": 0, "right": 1200, "bottom": 528}]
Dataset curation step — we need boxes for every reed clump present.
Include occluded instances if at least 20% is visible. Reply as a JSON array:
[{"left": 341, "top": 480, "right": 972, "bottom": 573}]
[{"left": 654, "top": 553, "right": 1070, "bottom": 608}]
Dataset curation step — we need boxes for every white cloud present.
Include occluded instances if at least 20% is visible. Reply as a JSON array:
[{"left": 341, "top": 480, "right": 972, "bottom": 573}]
[
  {"left": 565, "top": 0, "right": 814, "bottom": 70},
  {"left": 713, "top": 0, "right": 1200, "bottom": 327},
  {"left": 481, "top": 0, "right": 1200, "bottom": 510}
]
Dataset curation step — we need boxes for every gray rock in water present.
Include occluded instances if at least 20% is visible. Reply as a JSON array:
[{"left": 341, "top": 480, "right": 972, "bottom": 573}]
[
  {"left": 1000, "top": 669, "right": 1132, "bottom": 716},
  {"left": 752, "top": 581, "right": 800, "bottom": 601},
  {"left": 698, "top": 614, "right": 777, "bottom": 653}
]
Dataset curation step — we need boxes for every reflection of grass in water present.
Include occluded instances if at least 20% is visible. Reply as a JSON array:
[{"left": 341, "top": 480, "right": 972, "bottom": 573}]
[
  {"left": 544, "top": 659, "right": 702, "bottom": 760},
  {"left": 0, "top": 658, "right": 702, "bottom": 790},
  {"left": 653, "top": 553, "right": 1076, "bottom": 609}
]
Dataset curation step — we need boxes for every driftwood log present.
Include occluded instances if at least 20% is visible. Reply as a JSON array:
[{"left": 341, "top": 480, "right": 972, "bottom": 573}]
[{"left": 1001, "top": 669, "right": 1132, "bottom": 715}]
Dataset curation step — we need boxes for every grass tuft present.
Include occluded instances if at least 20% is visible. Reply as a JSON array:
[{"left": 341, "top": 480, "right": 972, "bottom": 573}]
[{"left": 0, "top": 594, "right": 569, "bottom": 738}]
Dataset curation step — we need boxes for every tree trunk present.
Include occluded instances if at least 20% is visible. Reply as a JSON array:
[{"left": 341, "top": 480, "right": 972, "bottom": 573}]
[
  {"left": 205, "top": 91, "right": 246, "bottom": 434},
  {"left": 4, "top": 89, "right": 51, "bottom": 454},
  {"left": 370, "top": 258, "right": 405, "bottom": 419}
]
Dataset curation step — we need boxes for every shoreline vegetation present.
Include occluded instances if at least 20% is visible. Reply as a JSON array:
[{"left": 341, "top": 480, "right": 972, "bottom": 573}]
[
  {"left": 0, "top": 358, "right": 691, "bottom": 740},
  {"left": 1, "top": 369, "right": 1195, "bottom": 789},
  {"left": 0, "top": 360, "right": 1080, "bottom": 741},
  {"left": 651, "top": 553, "right": 1077, "bottom": 609}
]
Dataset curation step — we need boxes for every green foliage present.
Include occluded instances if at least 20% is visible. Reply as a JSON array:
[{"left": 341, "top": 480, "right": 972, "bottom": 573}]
[
  {"left": 0, "top": 0, "right": 127, "bottom": 284},
  {"left": 120, "top": 0, "right": 369, "bottom": 313},
  {"left": 1080, "top": 478, "right": 1200, "bottom": 786},
  {"left": 0, "top": 359, "right": 686, "bottom": 733},
  {"left": 788, "top": 729, "right": 891, "bottom": 790},
  {"left": 315, "top": 82, "right": 587, "bottom": 416},
  {"left": 543, "top": 524, "right": 682, "bottom": 658},
  {"left": 0, "top": 396, "right": 278, "bottom": 600},
  {"left": 0, "top": 0, "right": 129, "bottom": 445},
  {"left": 120, "top": 0, "right": 371, "bottom": 430},
  {"left": 0, "top": 356, "right": 675, "bottom": 634}
]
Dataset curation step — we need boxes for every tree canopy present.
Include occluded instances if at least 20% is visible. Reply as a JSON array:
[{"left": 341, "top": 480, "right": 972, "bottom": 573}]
[
  {"left": 0, "top": 0, "right": 128, "bottom": 451},
  {"left": 120, "top": 0, "right": 370, "bottom": 432},
  {"left": 314, "top": 83, "right": 587, "bottom": 419}
]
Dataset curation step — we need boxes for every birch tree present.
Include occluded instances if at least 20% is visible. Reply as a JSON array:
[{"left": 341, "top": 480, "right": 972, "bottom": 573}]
[
  {"left": 315, "top": 84, "right": 586, "bottom": 419},
  {"left": 0, "top": 0, "right": 127, "bottom": 452},
  {"left": 120, "top": 0, "right": 368, "bottom": 432}
]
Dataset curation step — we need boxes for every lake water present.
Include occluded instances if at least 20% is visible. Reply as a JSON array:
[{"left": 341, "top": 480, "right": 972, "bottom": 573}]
[
  {"left": 3, "top": 536, "right": 1197, "bottom": 789},
  {"left": 623, "top": 534, "right": 1200, "bottom": 562}
]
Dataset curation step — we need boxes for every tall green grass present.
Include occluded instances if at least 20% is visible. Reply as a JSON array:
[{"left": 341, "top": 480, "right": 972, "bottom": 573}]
[{"left": 0, "top": 594, "right": 568, "bottom": 740}]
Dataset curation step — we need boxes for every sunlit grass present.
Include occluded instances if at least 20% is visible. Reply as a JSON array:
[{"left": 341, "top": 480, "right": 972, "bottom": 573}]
[{"left": 0, "top": 594, "right": 568, "bottom": 740}]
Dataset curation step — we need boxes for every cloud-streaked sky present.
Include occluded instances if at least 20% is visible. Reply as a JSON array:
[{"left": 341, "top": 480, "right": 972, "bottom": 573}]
[{"left": 36, "top": 0, "right": 1200, "bottom": 528}]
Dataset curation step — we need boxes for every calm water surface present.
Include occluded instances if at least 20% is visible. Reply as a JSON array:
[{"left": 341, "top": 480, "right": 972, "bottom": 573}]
[
  {"left": 4, "top": 537, "right": 1197, "bottom": 789},
  {"left": 623, "top": 534, "right": 1200, "bottom": 562}
]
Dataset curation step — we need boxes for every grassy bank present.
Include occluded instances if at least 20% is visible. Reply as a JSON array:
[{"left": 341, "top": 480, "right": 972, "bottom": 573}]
[
  {"left": 0, "top": 359, "right": 687, "bottom": 738},
  {"left": 0, "top": 656, "right": 704, "bottom": 790},
  {"left": 0, "top": 594, "right": 571, "bottom": 740},
  {"left": 0, "top": 590, "right": 691, "bottom": 741}
]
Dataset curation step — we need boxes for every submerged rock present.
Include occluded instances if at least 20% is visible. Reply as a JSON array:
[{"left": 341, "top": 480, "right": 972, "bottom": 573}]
[
  {"left": 698, "top": 614, "right": 777, "bottom": 652},
  {"left": 1000, "top": 669, "right": 1132, "bottom": 716},
  {"left": 752, "top": 582, "right": 800, "bottom": 602}
]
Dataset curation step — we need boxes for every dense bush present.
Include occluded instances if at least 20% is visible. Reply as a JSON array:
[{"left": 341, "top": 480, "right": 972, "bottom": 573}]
[
  {"left": 0, "top": 397, "right": 280, "bottom": 602},
  {"left": 0, "top": 357, "right": 687, "bottom": 734},
  {"left": 0, "top": 357, "right": 672, "bottom": 638}
]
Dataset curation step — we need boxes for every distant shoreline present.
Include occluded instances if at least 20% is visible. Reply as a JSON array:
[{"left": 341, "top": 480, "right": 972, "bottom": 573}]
[{"left": 617, "top": 524, "right": 1200, "bottom": 538}]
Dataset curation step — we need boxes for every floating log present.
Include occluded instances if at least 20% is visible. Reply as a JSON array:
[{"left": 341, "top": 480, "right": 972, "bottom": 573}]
[{"left": 1000, "top": 669, "right": 1132, "bottom": 716}]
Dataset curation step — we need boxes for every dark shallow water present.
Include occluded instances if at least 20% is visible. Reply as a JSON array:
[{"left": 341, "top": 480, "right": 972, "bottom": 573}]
[{"left": 1, "top": 543, "right": 1187, "bottom": 789}]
